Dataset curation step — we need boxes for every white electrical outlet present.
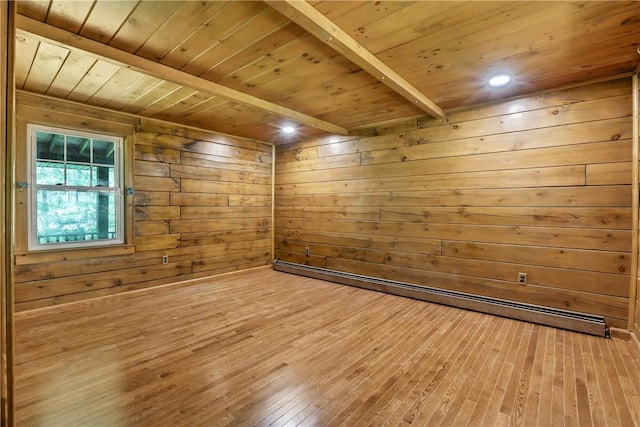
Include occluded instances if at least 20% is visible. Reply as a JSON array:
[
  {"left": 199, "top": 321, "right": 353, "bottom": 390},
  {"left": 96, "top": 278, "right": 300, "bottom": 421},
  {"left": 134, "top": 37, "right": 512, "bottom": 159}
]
[
  {"left": 304, "top": 247, "right": 310, "bottom": 256},
  {"left": 162, "top": 255, "right": 169, "bottom": 265},
  {"left": 518, "top": 272, "right": 527, "bottom": 285}
]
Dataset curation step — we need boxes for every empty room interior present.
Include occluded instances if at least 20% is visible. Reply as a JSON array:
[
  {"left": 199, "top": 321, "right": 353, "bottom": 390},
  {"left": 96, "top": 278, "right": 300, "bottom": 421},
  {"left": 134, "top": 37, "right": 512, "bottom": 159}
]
[{"left": 1, "top": 1, "right": 640, "bottom": 425}]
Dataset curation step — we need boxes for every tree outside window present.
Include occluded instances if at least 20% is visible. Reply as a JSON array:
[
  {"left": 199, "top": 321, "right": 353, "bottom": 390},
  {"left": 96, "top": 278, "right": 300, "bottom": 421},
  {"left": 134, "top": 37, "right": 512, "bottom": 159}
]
[{"left": 28, "top": 124, "right": 124, "bottom": 250}]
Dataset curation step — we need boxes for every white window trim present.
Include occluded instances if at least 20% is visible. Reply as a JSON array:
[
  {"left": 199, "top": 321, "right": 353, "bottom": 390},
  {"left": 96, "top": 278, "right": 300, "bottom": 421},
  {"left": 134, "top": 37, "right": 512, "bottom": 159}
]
[{"left": 27, "top": 124, "right": 125, "bottom": 251}]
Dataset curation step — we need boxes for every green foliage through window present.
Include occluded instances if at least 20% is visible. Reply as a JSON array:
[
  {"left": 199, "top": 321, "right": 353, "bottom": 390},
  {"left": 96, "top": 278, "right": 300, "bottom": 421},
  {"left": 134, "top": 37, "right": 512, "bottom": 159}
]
[{"left": 29, "top": 125, "right": 123, "bottom": 250}]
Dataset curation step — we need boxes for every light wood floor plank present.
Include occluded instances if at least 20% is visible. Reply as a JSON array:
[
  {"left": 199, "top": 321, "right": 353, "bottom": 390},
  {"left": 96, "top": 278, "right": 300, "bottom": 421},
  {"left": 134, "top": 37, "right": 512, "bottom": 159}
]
[
  {"left": 522, "top": 326, "right": 546, "bottom": 425},
  {"left": 581, "top": 333, "right": 607, "bottom": 427},
  {"left": 572, "top": 330, "right": 594, "bottom": 427},
  {"left": 563, "top": 331, "right": 580, "bottom": 427},
  {"left": 13, "top": 269, "right": 639, "bottom": 427}
]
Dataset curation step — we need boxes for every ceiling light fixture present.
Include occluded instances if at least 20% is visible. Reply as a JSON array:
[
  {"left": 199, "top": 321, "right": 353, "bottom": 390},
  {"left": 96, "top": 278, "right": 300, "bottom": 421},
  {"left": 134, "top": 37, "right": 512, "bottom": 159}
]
[
  {"left": 487, "top": 73, "right": 512, "bottom": 88},
  {"left": 282, "top": 126, "right": 296, "bottom": 134}
]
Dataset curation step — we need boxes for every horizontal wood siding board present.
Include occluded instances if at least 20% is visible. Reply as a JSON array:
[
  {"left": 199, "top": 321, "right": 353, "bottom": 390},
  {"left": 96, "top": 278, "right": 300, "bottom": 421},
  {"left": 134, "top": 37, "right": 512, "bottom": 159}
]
[
  {"left": 276, "top": 206, "right": 631, "bottom": 230},
  {"left": 135, "top": 144, "right": 181, "bottom": 164},
  {"left": 276, "top": 229, "right": 443, "bottom": 254},
  {"left": 170, "top": 218, "right": 270, "bottom": 234},
  {"left": 180, "top": 178, "right": 270, "bottom": 195},
  {"left": 179, "top": 207, "right": 271, "bottom": 220},
  {"left": 275, "top": 186, "right": 631, "bottom": 208},
  {"left": 134, "top": 191, "right": 171, "bottom": 206},
  {"left": 585, "top": 162, "right": 632, "bottom": 185},
  {"left": 135, "top": 206, "right": 181, "bottom": 221},
  {"left": 170, "top": 163, "right": 271, "bottom": 185},
  {"left": 380, "top": 206, "right": 627, "bottom": 229},
  {"left": 170, "top": 193, "right": 229, "bottom": 207},
  {"left": 179, "top": 230, "right": 271, "bottom": 248},
  {"left": 278, "top": 166, "right": 587, "bottom": 191},
  {"left": 135, "top": 220, "right": 170, "bottom": 236},
  {"left": 180, "top": 151, "right": 272, "bottom": 174},
  {"left": 274, "top": 80, "right": 633, "bottom": 324}
]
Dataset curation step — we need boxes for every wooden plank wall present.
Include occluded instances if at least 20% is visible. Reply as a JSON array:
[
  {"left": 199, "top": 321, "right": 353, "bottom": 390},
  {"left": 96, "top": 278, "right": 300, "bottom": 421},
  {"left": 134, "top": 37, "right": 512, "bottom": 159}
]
[
  {"left": 275, "top": 78, "right": 633, "bottom": 329},
  {"left": 12, "top": 93, "right": 273, "bottom": 311}
]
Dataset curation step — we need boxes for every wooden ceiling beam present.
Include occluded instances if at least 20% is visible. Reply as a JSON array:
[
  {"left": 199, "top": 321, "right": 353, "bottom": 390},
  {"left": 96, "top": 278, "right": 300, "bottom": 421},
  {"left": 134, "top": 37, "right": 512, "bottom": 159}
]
[
  {"left": 266, "top": 0, "right": 446, "bottom": 119},
  {"left": 15, "top": 15, "right": 349, "bottom": 136}
]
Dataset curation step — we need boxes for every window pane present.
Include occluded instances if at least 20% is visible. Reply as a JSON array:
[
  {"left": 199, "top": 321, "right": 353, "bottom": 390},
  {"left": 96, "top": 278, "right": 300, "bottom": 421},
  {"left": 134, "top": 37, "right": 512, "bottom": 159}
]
[
  {"left": 66, "top": 135, "right": 91, "bottom": 163},
  {"left": 36, "top": 131, "right": 64, "bottom": 161},
  {"left": 35, "top": 161, "right": 65, "bottom": 185},
  {"left": 36, "top": 189, "right": 117, "bottom": 244},
  {"left": 92, "top": 166, "right": 115, "bottom": 187},
  {"left": 29, "top": 124, "right": 124, "bottom": 250},
  {"left": 66, "top": 164, "right": 91, "bottom": 187},
  {"left": 93, "top": 140, "right": 115, "bottom": 165}
]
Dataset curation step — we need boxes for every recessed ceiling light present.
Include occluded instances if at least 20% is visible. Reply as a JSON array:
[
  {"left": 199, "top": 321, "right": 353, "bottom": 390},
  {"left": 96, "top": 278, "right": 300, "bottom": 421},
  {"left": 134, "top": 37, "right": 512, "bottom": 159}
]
[
  {"left": 282, "top": 126, "right": 296, "bottom": 134},
  {"left": 487, "top": 73, "right": 512, "bottom": 88}
]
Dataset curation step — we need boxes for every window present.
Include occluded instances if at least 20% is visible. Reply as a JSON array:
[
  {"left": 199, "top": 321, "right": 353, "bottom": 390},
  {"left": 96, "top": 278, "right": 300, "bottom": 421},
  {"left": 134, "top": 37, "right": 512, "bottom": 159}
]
[{"left": 28, "top": 124, "right": 124, "bottom": 251}]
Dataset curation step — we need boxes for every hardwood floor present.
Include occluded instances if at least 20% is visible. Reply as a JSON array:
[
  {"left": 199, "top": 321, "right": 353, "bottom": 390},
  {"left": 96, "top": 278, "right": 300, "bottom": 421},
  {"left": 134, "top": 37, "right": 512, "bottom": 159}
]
[{"left": 14, "top": 269, "right": 640, "bottom": 426}]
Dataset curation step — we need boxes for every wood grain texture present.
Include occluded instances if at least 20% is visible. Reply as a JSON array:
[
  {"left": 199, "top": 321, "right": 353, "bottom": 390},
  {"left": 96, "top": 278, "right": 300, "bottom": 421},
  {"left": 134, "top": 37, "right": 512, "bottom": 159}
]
[
  {"left": 16, "top": 14, "right": 349, "bottom": 136},
  {"left": 13, "top": 1, "right": 640, "bottom": 143},
  {"left": 275, "top": 78, "right": 634, "bottom": 327},
  {"left": 13, "top": 269, "right": 640, "bottom": 426},
  {"left": 12, "top": 94, "right": 273, "bottom": 310}
]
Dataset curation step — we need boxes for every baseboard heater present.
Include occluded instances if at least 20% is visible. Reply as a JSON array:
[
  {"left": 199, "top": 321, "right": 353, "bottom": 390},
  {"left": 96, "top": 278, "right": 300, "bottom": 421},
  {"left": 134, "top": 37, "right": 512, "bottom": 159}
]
[{"left": 273, "top": 260, "right": 609, "bottom": 338}]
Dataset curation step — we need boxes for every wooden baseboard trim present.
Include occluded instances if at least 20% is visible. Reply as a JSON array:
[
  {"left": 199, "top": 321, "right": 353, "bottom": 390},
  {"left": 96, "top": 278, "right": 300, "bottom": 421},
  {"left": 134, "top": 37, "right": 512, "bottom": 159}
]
[
  {"left": 609, "top": 327, "right": 631, "bottom": 341},
  {"left": 15, "top": 264, "right": 272, "bottom": 316}
]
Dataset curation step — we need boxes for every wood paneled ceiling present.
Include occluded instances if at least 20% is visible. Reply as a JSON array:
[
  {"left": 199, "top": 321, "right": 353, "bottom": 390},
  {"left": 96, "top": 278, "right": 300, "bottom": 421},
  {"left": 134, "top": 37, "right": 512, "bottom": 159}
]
[{"left": 14, "top": 0, "right": 640, "bottom": 144}]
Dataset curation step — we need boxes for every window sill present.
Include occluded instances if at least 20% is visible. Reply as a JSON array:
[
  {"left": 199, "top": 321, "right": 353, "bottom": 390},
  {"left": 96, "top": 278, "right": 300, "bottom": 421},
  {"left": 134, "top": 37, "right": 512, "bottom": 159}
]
[{"left": 15, "top": 244, "right": 136, "bottom": 266}]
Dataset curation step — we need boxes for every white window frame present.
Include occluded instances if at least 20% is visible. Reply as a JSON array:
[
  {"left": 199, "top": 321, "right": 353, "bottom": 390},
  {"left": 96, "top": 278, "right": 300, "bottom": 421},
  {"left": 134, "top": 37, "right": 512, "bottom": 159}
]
[{"left": 27, "top": 124, "right": 124, "bottom": 251}]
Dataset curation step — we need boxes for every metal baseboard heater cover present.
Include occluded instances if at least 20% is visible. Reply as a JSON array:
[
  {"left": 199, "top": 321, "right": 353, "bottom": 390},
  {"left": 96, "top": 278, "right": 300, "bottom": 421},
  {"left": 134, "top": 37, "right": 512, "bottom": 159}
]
[{"left": 273, "top": 260, "right": 609, "bottom": 338}]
